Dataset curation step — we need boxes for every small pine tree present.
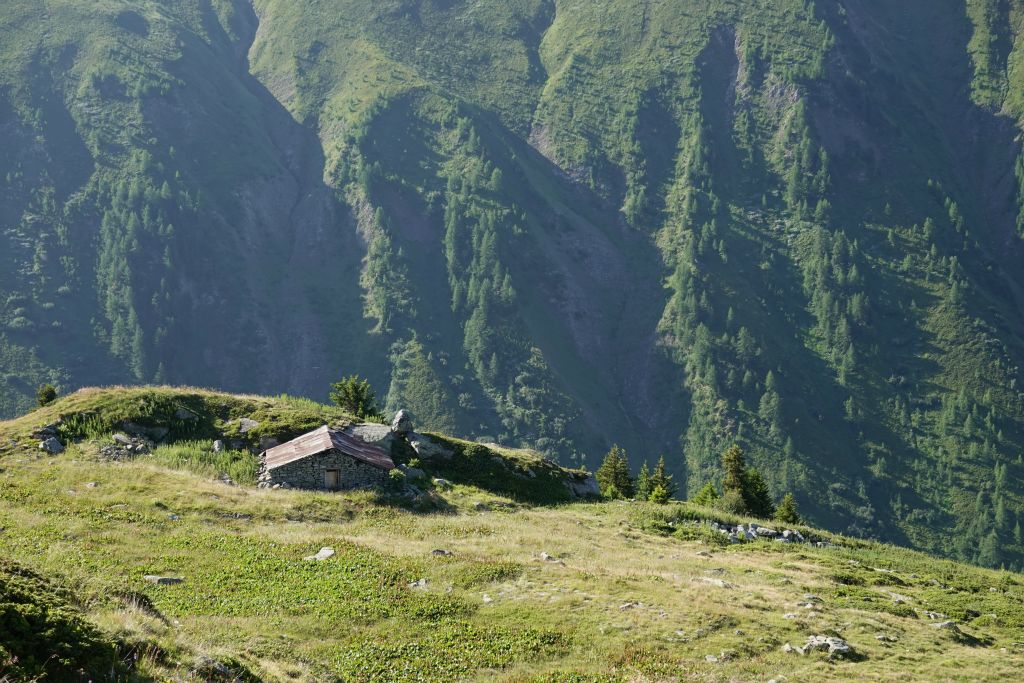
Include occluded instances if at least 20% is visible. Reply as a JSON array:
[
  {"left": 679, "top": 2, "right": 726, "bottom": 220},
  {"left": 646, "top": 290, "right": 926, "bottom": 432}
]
[
  {"left": 722, "top": 445, "right": 747, "bottom": 496},
  {"left": 648, "top": 456, "right": 677, "bottom": 501},
  {"left": 36, "top": 383, "right": 57, "bottom": 407},
  {"left": 596, "top": 445, "right": 634, "bottom": 499},
  {"left": 329, "top": 375, "right": 382, "bottom": 420},
  {"left": 635, "top": 461, "right": 652, "bottom": 501},
  {"left": 774, "top": 492, "right": 801, "bottom": 524},
  {"left": 745, "top": 469, "right": 775, "bottom": 518},
  {"left": 649, "top": 483, "right": 670, "bottom": 504},
  {"left": 691, "top": 481, "right": 720, "bottom": 507}
]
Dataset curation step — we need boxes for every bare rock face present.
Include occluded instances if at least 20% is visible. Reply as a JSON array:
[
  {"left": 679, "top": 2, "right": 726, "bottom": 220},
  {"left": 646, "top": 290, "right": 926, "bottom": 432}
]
[
  {"left": 565, "top": 472, "right": 600, "bottom": 498},
  {"left": 391, "top": 409, "right": 414, "bottom": 435}
]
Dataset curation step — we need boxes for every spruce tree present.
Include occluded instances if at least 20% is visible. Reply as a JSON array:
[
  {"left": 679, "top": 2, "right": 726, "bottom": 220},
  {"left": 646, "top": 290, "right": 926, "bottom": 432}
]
[
  {"left": 636, "top": 461, "right": 652, "bottom": 501},
  {"left": 745, "top": 469, "right": 775, "bottom": 518},
  {"left": 722, "top": 445, "right": 747, "bottom": 497},
  {"left": 596, "top": 445, "right": 634, "bottom": 499},
  {"left": 649, "top": 484, "right": 670, "bottom": 504},
  {"left": 648, "top": 456, "right": 677, "bottom": 501},
  {"left": 692, "top": 481, "right": 720, "bottom": 507},
  {"left": 774, "top": 492, "right": 801, "bottom": 524}
]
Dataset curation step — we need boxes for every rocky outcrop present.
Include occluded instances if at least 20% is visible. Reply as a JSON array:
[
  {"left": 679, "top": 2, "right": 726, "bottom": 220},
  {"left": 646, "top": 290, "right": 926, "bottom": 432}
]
[
  {"left": 391, "top": 409, "right": 414, "bottom": 435},
  {"left": 565, "top": 472, "right": 600, "bottom": 498}
]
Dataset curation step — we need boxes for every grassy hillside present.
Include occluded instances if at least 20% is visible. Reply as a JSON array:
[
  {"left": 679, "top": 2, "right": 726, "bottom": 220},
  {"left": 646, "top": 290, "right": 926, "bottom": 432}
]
[
  {"left": 1, "top": 387, "right": 1024, "bottom": 681},
  {"left": 2, "top": 0, "right": 1024, "bottom": 571}
]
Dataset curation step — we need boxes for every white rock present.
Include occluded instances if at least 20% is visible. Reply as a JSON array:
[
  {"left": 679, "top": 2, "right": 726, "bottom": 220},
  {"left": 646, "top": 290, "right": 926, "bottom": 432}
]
[{"left": 304, "top": 547, "right": 335, "bottom": 561}]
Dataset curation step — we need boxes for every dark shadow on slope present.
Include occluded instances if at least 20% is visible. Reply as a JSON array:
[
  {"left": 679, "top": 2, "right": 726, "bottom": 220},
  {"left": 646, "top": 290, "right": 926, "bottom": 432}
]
[{"left": 134, "top": 0, "right": 383, "bottom": 399}]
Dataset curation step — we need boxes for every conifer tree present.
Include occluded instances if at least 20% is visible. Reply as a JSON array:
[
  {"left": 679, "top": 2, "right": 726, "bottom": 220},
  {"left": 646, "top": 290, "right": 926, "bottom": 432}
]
[
  {"left": 648, "top": 456, "right": 677, "bottom": 501},
  {"left": 774, "top": 492, "right": 801, "bottom": 524},
  {"left": 635, "top": 461, "right": 652, "bottom": 501},
  {"left": 649, "top": 483, "right": 670, "bottom": 504},
  {"left": 596, "top": 445, "right": 634, "bottom": 499},
  {"left": 722, "top": 445, "right": 747, "bottom": 497},
  {"left": 745, "top": 469, "right": 775, "bottom": 518},
  {"left": 692, "top": 481, "right": 720, "bottom": 507}
]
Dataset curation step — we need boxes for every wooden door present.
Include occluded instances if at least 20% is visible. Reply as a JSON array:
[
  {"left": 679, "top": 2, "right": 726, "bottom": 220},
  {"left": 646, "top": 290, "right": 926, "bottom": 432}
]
[{"left": 324, "top": 469, "right": 340, "bottom": 490}]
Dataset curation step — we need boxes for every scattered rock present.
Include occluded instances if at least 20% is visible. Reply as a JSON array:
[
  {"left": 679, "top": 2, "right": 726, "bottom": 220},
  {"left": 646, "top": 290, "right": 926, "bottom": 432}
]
[
  {"left": 474, "top": 502, "right": 491, "bottom": 512},
  {"left": 931, "top": 621, "right": 961, "bottom": 633},
  {"left": 539, "top": 552, "right": 560, "bottom": 563},
  {"left": 217, "top": 472, "right": 235, "bottom": 486},
  {"left": 876, "top": 634, "right": 898, "bottom": 642},
  {"left": 258, "top": 436, "right": 279, "bottom": 451},
  {"left": 144, "top": 575, "right": 183, "bottom": 586},
  {"left": 786, "top": 635, "right": 853, "bottom": 658},
  {"left": 783, "top": 613, "right": 798, "bottom": 620},
  {"left": 39, "top": 437, "right": 64, "bottom": 454},
  {"left": 391, "top": 409, "right": 414, "bottom": 434},
  {"left": 31, "top": 423, "right": 61, "bottom": 439},
  {"left": 619, "top": 602, "right": 642, "bottom": 610},
  {"left": 695, "top": 550, "right": 712, "bottom": 558},
  {"left": 704, "top": 654, "right": 718, "bottom": 663},
  {"left": 304, "top": 547, "right": 335, "bottom": 562},
  {"left": 168, "top": 514, "right": 180, "bottom": 521},
  {"left": 85, "top": 482, "right": 98, "bottom": 489},
  {"left": 482, "top": 593, "right": 493, "bottom": 603},
  {"left": 431, "top": 549, "right": 454, "bottom": 557},
  {"left": 408, "top": 578, "right": 428, "bottom": 589},
  {"left": 236, "top": 418, "right": 259, "bottom": 434},
  {"left": 212, "top": 440, "right": 225, "bottom": 453},
  {"left": 697, "top": 577, "right": 735, "bottom": 589},
  {"left": 924, "top": 611, "right": 947, "bottom": 621},
  {"left": 401, "top": 465, "right": 426, "bottom": 480},
  {"left": 99, "top": 434, "right": 151, "bottom": 461},
  {"left": 432, "top": 477, "right": 452, "bottom": 489}
]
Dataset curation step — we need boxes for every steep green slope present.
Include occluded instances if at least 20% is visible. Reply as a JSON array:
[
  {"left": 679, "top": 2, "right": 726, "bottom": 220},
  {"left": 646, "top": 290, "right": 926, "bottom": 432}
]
[
  {"left": 2, "top": 1, "right": 1024, "bottom": 568},
  {"left": 2, "top": 387, "right": 1024, "bottom": 681}
]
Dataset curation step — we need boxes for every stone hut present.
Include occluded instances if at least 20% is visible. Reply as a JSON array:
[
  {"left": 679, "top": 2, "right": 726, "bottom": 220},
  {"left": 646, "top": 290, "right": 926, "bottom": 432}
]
[{"left": 257, "top": 425, "right": 395, "bottom": 491}]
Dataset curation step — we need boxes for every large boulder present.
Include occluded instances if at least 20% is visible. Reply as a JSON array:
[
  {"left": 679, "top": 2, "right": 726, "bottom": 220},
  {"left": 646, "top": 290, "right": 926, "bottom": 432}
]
[
  {"left": 409, "top": 433, "right": 454, "bottom": 461},
  {"left": 565, "top": 472, "right": 600, "bottom": 498},
  {"left": 346, "top": 423, "right": 395, "bottom": 450},
  {"left": 391, "top": 409, "right": 414, "bottom": 435},
  {"left": 39, "top": 437, "right": 64, "bottom": 454}
]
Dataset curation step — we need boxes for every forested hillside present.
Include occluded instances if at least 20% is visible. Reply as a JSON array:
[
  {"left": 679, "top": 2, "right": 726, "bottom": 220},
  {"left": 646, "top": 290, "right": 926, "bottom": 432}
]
[{"left": 3, "top": 0, "right": 1024, "bottom": 568}]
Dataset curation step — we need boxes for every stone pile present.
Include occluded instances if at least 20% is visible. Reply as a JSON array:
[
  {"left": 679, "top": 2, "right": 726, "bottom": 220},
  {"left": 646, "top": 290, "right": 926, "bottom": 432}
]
[
  {"left": 708, "top": 521, "right": 831, "bottom": 547},
  {"left": 782, "top": 635, "right": 854, "bottom": 658},
  {"left": 98, "top": 433, "right": 152, "bottom": 461},
  {"left": 33, "top": 423, "right": 65, "bottom": 454}
]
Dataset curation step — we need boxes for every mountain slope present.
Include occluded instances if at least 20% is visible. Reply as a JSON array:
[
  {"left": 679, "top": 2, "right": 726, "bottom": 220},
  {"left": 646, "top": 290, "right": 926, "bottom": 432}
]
[
  {"left": 2, "top": 387, "right": 1024, "bottom": 681},
  {"left": 2, "top": 0, "right": 1024, "bottom": 568}
]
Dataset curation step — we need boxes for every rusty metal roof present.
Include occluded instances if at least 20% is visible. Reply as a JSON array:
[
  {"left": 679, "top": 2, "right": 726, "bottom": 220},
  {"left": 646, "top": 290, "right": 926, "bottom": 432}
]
[{"left": 261, "top": 425, "right": 395, "bottom": 471}]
